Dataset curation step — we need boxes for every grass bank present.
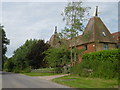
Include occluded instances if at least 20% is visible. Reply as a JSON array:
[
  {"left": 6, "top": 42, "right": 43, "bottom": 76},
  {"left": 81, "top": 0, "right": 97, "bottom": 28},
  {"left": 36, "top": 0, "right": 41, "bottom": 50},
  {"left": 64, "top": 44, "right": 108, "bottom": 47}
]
[{"left": 52, "top": 75, "right": 118, "bottom": 88}]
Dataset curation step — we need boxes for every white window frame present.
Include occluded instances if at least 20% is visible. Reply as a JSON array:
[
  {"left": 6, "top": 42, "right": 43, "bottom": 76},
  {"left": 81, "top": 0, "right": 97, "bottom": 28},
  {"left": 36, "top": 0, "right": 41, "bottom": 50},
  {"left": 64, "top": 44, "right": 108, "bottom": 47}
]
[
  {"left": 104, "top": 43, "right": 108, "bottom": 50},
  {"left": 102, "top": 32, "right": 106, "bottom": 37}
]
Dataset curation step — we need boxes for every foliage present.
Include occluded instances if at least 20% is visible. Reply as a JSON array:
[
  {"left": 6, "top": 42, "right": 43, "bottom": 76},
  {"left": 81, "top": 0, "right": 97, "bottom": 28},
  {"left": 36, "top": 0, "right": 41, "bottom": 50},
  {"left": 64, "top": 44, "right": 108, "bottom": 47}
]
[
  {"left": 0, "top": 24, "right": 10, "bottom": 69},
  {"left": 4, "top": 39, "right": 50, "bottom": 73},
  {"left": 70, "top": 49, "right": 119, "bottom": 79},
  {"left": 3, "top": 57, "right": 14, "bottom": 72},
  {"left": 59, "top": 1, "right": 90, "bottom": 66},
  {"left": 26, "top": 40, "right": 50, "bottom": 69},
  {"left": 11, "top": 39, "right": 36, "bottom": 72},
  {"left": 61, "top": 1, "right": 90, "bottom": 37},
  {"left": 44, "top": 46, "right": 71, "bottom": 73}
]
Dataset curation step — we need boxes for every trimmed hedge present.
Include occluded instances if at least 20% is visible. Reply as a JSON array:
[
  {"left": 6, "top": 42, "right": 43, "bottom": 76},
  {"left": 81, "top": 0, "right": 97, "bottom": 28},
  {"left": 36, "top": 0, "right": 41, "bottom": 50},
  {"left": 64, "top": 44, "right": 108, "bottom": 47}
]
[
  {"left": 31, "top": 68, "right": 56, "bottom": 73},
  {"left": 70, "top": 49, "right": 119, "bottom": 79}
]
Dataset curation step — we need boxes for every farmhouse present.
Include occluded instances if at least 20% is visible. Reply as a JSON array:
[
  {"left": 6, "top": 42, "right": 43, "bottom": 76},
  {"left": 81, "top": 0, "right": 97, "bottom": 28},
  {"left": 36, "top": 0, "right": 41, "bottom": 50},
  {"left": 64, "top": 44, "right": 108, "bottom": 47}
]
[{"left": 48, "top": 6, "right": 119, "bottom": 54}]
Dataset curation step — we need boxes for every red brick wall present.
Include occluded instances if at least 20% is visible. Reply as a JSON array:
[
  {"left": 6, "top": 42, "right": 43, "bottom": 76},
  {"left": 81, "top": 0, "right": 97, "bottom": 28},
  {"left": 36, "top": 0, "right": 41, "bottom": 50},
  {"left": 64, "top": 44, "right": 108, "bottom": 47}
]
[
  {"left": 112, "top": 32, "right": 120, "bottom": 44},
  {"left": 77, "top": 43, "right": 96, "bottom": 53},
  {"left": 77, "top": 43, "right": 96, "bottom": 62}
]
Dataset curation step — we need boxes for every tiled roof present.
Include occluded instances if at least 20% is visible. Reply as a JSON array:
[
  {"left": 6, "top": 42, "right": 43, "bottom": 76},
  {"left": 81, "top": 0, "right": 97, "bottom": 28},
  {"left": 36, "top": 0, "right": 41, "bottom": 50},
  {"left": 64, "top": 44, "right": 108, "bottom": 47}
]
[
  {"left": 48, "top": 33, "right": 60, "bottom": 47},
  {"left": 83, "top": 16, "right": 116, "bottom": 43},
  {"left": 49, "top": 16, "right": 117, "bottom": 47}
]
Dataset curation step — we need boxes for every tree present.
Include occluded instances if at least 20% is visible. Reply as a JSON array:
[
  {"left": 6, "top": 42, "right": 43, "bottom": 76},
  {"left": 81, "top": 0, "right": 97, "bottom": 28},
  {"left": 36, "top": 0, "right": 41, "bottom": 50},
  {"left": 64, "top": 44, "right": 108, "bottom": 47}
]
[
  {"left": 26, "top": 40, "right": 50, "bottom": 69},
  {"left": 11, "top": 39, "right": 36, "bottom": 72},
  {"left": 44, "top": 46, "right": 70, "bottom": 73},
  {"left": 0, "top": 24, "right": 10, "bottom": 69},
  {"left": 59, "top": 1, "right": 90, "bottom": 65},
  {"left": 3, "top": 57, "right": 14, "bottom": 72},
  {"left": 4, "top": 39, "right": 50, "bottom": 72}
]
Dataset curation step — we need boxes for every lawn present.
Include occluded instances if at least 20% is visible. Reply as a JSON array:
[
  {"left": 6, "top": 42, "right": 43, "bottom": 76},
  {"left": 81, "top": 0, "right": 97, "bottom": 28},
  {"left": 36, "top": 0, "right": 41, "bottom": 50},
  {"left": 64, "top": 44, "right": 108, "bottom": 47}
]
[
  {"left": 52, "top": 75, "right": 118, "bottom": 88},
  {"left": 21, "top": 72, "right": 62, "bottom": 76}
]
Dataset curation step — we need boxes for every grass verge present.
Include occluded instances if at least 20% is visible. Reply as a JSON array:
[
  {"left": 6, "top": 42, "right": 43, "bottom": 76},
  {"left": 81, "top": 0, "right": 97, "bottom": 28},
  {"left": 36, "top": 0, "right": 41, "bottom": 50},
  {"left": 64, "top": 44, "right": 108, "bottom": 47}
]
[
  {"left": 21, "top": 72, "right": 62, "bottom": 76},
  {"left": 52, "top": 75, "right": 118, "bottom": 88}
]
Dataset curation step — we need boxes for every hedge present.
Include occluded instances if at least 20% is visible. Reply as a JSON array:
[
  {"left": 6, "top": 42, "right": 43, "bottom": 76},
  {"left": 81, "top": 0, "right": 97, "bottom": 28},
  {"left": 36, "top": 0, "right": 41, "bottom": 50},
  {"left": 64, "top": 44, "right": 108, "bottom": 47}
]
[{"left": 70, "top": 49, "right": 119, "bottom": 79}]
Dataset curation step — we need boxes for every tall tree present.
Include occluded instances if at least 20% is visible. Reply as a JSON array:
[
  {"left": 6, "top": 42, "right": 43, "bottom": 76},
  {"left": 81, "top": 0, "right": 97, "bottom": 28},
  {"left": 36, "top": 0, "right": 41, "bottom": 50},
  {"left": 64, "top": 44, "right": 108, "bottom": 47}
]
[
  {"left": 11, "top": 39, "right": 38, "bottom": 72},
  {"left": 0, "top": 24, "right": 10, "bottom": 69},
  {"left": 59, "top": 1, "right": 90, "bottom": 65},
  {"left": 26, "top": 40, "right": 50, "bottom": 69},
  {"left": 5, "top": 39, "right": 50, "bottom": 72}
]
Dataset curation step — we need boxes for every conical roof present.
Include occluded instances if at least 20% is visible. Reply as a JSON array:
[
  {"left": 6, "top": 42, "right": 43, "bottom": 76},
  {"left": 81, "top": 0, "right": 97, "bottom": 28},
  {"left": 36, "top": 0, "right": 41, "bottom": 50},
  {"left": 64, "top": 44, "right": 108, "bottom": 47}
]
[
  {"left": 67, "top": 6, "right": 116, "bottom": 47},
  {"left": 82, "top": 16, "right": 116, "bottom": 44},
  {"left": 48, "top": 26, "right": 60, "bottom": 47}
]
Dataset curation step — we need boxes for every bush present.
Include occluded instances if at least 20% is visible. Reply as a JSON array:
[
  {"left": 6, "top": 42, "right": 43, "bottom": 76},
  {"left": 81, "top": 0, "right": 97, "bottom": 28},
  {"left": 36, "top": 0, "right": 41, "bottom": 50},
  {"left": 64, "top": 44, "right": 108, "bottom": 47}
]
[
  {"left": 3, "top": 58, "right": 14, "bottom": 72},
  {"left": 44, "top": 46, "right": 71, "bottom": 73},
  {"left": 21, "top": 67, "right": 31, "bottom": 73},
  {"left": 70, "top": 49, "right": 119, "bottom": 79}
]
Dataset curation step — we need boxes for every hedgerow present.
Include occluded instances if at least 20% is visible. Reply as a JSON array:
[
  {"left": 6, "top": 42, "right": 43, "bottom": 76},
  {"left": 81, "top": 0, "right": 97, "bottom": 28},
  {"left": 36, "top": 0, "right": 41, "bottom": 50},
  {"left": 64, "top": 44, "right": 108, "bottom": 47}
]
[{"left": 70, "top": 49, "right": 119, "bottom": 79}]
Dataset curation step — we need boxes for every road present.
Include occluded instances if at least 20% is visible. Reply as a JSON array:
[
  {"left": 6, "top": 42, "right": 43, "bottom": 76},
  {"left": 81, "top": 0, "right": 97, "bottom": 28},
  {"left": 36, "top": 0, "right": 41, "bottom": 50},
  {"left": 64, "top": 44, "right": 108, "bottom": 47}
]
[{"left": 2, "top": 72, "right": 69, "bottom": 88}]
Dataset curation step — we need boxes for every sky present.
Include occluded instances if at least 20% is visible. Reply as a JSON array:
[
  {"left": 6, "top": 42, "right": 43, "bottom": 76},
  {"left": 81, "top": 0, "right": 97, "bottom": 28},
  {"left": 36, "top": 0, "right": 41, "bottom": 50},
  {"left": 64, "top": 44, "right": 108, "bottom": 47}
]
[{"left": 0, "top": 1, "right": 119, "bottom": 58}]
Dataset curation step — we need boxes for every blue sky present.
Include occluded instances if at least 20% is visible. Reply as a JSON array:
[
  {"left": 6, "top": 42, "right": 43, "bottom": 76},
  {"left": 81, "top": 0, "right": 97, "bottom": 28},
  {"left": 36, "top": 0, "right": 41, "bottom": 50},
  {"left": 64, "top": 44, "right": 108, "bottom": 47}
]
[{"left": 1, "top": 1, "right": 118, "bottom": 57}]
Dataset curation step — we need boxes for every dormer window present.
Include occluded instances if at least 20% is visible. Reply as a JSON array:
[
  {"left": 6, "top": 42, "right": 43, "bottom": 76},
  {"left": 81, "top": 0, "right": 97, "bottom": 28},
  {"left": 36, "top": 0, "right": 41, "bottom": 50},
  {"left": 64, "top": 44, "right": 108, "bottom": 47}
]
[{"left": 102, "top": 32, "right": 106, "bottom": 37}]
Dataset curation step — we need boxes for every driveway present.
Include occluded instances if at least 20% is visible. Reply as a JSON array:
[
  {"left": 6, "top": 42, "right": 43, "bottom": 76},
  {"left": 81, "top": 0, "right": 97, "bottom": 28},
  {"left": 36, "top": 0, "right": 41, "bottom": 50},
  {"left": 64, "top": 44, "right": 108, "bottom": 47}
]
[{"left": 37, "top": 74, "right": 70, "bottom": 80}]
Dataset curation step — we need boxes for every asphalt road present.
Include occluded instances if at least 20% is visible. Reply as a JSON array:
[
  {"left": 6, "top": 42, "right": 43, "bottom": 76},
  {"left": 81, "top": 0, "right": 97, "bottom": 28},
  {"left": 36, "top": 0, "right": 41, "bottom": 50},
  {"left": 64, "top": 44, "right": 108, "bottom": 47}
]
[{"left": 2, "top": 72, "right": 69, "bottom": 88}]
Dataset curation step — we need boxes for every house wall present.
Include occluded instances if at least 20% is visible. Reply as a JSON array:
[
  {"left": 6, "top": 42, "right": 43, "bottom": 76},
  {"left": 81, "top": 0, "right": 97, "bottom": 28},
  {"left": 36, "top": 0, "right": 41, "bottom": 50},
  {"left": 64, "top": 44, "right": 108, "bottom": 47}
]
[
  {"left": 112, "top": 32, "right": 120, "bottom": 48},
  {"left": 96, "top": 43, "right": 116, "bottom": 51},
  {"left": 108, "top": 43, "right": 117, "bottom": 49},
  {"left": 77, "top": 43, "right": 95, "bottom": 62},
  {"left": 112, "top": 32, "right": 120, "bottom": 44},
  {"left": 96, "top": 43, "right": 103, "bottom": 51},
  {"left": 77, "top": 43, "right": 95, "bottom": 53},
  {"left": 77, "top": 42, "right": 116, "bottom": 62},
  {"left": 77, "top": 42, "right": 116, "bottom": 52}
]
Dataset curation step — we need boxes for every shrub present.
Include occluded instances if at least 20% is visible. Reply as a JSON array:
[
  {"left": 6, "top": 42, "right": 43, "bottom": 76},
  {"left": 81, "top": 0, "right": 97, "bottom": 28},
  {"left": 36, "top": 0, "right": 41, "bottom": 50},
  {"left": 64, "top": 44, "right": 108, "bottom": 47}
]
[
  {"left": 21, "top": 66, "right": 31, "bottom": 73},
  {"left": 70, "top": 49, "right": 119, "bottom": 79},
  {"left": 3, "top": 58, "right": 14, "bottom": 72},
  {"left": 44, "top": 46, "right": 71, "bottom": 73}
]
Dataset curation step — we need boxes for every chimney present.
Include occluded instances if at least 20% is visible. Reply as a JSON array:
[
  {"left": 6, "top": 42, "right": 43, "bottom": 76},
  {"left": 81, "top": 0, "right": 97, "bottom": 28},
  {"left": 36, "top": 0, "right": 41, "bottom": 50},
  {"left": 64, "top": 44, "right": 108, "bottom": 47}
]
[
  {"left": 95, "top": 6, "right": 98, "bottom": 17},
  {"left": 54, "top": 26, "right": 57, "bottom": 34}
]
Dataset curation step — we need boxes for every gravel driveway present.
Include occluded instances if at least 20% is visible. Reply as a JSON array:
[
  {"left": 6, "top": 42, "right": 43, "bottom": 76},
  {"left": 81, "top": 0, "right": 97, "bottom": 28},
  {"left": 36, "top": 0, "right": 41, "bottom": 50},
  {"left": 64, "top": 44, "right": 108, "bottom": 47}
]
[{"left": 37, "top": 74, "right": 70, "bottom": 80}]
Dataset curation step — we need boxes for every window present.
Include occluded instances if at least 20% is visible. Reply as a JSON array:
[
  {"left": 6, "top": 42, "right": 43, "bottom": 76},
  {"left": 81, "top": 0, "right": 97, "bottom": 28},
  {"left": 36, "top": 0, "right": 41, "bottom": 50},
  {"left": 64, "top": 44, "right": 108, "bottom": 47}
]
[
  {"left": 104, "top": 43, "right": 108, "bottom": 50},
  {"left": 102, "top": 32, "right": 106, "bottom": 37},
  {"left": 84, "top": 45, "right": 87, "bottom": 50}
]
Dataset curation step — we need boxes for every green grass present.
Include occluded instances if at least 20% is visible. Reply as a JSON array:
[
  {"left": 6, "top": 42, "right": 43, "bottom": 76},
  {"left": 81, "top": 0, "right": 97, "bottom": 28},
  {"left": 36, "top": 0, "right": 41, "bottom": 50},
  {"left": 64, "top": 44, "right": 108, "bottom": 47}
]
[
  {"left": 52, "top": 75, "right": 118, "bottom": 88},
  {"left": 21, "top": 72, "right": 62, "bottom": 76}
]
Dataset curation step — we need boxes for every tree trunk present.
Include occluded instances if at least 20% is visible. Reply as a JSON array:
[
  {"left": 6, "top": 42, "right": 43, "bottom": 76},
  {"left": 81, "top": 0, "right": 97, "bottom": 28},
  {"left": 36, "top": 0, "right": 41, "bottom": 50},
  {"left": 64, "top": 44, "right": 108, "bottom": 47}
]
[{"left": 70, "top": 46, "right": 73, "bottom": 66}]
